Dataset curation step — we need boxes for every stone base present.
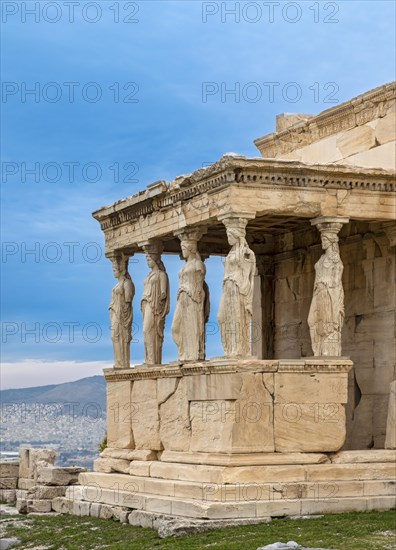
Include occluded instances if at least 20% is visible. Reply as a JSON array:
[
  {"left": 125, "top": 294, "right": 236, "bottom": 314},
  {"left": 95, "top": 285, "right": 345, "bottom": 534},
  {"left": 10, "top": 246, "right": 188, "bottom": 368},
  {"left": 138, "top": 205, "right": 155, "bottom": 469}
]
[
  {"left": 56, "top": 450, "right": 395, "bottom": 529},
  {"left": 105, "top": 358, "right": 353, "bottom": 455}
]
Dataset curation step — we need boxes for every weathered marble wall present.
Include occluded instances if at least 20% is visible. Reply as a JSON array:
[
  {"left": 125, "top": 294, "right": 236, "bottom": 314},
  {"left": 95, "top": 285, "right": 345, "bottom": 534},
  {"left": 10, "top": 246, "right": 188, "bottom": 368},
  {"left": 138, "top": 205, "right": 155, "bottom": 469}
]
[
  {"left": 255, "top": 83, "right": 396, "bottom": 171},
  {"left": 103, "top": 359, "right": 351, "bottom": 458},
  {"left": 271, "top": 223, "right": 396, "bottom": 450},
  {"left": 277, "top": 110, "right": 395, "bottom": 170}
]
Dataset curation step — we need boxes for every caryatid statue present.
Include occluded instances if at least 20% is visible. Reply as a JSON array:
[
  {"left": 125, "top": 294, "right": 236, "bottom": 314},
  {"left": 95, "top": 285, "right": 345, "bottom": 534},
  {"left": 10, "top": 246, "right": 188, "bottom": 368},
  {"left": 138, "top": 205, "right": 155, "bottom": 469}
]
[
  {"left": 141, "top": 242, "right": 170, "bottom": 365},
  {"left": 109, "top": 253, "right": 135, "bottom": 369},
  {"left": 218, "top": 216, "right": 256, "bottom": 357},
  {"left": 172, "top": 228, "right": 208, "bottom": 361},
  {"left": 308, "top": 217, "right": 349, "bottom": 356}
]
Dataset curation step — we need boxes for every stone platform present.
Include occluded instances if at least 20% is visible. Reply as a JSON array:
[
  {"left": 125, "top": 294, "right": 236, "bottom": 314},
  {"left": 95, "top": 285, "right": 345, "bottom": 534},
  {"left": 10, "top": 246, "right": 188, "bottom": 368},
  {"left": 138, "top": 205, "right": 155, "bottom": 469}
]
[
  {"left": 52, "top": 358, "right": 394, "bottom": 528},
  {"left": 54, "top": 450, "right": 396, "bottom": 525},
  {"left": 103, "top": 358, "right": 353, "bottom": 455}
]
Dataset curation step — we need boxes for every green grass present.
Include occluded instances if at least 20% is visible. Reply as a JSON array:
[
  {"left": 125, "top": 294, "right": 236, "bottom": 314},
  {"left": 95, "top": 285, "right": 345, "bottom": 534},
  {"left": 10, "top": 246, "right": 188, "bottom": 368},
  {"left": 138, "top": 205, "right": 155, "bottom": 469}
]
[{"left": 1, "top": 510, "right": 395, "bottom": 550}]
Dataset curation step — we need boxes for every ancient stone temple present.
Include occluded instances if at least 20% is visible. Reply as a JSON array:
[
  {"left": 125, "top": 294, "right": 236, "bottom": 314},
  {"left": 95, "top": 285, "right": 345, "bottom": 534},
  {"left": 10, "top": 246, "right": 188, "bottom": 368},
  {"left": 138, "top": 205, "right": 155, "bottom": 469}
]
[{"left": 82, "top": 83, "right": 395, "bottom": 525}]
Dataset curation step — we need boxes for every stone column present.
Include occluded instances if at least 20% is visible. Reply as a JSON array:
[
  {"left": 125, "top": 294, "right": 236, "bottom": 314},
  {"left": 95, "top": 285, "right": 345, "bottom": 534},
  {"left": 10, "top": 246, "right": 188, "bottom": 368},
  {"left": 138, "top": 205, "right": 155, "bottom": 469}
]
[
  {"left": 218, "top": 213, "right": 256, "bottom": 357},
  {"left": 308, "top": 216, "right": 349, "bottom": 357},
  {"left": 252, "top": 256, "right": 275, "bottom": 359},
  {"left": 140, "top": 240, "right": 170, "bottom": 365},
  {"left": 108, "top": 252, "right": 135, "bottom": 369},
  {"left": 172, "top": 227, "right": 207, "bottom": 361}
]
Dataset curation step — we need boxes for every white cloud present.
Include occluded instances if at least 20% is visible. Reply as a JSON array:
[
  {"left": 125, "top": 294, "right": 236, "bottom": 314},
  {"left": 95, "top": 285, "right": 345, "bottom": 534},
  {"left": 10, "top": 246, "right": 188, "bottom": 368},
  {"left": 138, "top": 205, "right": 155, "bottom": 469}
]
[{"left": 0, "top": 359, "right": 112, "bottom": 390}]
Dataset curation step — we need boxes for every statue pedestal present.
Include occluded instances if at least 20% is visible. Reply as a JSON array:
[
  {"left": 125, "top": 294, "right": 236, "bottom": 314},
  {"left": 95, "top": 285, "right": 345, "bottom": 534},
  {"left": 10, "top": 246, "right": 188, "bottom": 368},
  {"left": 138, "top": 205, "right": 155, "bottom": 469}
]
[
  {"left": 104, "top": 358, "right": 353, "bottom": 455},
  {"left": 54, "top": 360, "right": 396, "bottom": 527}
]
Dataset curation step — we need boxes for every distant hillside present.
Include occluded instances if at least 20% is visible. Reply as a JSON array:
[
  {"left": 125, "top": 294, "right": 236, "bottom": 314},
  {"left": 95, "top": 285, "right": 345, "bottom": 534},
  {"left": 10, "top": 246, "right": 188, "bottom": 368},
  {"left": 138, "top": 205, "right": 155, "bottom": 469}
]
[{"left": 0, "top": 375, "right": 106, "bottom": 411}]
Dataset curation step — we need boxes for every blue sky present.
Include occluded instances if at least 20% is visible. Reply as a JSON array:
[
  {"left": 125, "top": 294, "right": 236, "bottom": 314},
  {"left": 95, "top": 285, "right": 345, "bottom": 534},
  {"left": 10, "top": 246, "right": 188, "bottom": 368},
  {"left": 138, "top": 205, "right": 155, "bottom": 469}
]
[{"left": 1, "top": 0, "right": 395, "bottom": 388}]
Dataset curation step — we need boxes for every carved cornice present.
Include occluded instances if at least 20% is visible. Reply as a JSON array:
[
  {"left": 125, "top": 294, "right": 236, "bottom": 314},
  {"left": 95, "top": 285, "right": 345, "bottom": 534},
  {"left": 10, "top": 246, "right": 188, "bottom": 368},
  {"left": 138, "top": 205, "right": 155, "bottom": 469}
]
[
  {"left": 104, "top": 358, "right": 353, "bottom": 382},
  {"left": 93, "top": 156, "right": 395, "bottom": 233},
  {"left": 254, "top": 82, "right": 396, "bottom": 157}
]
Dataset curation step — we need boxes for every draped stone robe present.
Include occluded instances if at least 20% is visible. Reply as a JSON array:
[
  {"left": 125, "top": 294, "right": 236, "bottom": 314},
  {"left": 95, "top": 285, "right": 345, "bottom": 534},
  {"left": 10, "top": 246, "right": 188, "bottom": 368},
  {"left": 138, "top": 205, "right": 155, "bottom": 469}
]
[
  {"left": 141, "top": 269, "right": 170, "bottom": 364},
  {"left": 172, "top": 258, "right": 206, "bottom": 361},
  {"left": 109, "top": 275, "right": 135, "bottom": 368},
  {"left": 218, "top": 242, "right": 256, "bottom": 357},
  {"left": 308, "top": 251, "right": 344, "bottom": 356}
]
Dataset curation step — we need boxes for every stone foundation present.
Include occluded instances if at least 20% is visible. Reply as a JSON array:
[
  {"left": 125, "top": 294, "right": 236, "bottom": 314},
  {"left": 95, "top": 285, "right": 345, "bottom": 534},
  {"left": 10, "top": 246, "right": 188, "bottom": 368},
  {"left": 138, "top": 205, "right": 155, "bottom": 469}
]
[
  {"left": 53, "top": 450, "right": 396, "bottom": 530},
  {"left": 48, "top": 358, "right": 395, "bottom": 530}
]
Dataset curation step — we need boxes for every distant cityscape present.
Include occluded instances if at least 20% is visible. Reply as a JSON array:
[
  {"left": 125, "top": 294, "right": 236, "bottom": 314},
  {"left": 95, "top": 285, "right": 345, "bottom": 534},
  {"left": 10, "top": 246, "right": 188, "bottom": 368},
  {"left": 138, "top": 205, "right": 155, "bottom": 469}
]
[{"left": 0, "top": 376, "right": 107, "bottom": 469}]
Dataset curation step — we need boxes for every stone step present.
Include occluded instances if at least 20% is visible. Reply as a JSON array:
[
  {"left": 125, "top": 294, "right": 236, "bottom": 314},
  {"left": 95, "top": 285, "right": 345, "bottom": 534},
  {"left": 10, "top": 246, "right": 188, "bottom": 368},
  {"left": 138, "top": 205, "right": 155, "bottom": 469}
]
[
  {"left": 125, "top": 460, "right": 396, "bottom": 484},
  {"left": 55, "top": 491, "right": 396, "bottom": 520},
  {"left": 75, "top": 474, "right": 396, "bottom": 503},
  {"left": 160, "top": 451, "right": 331, "bottom": 466},
  {"left": 327, "top": 450, "right": 396, "bottom": 463}
]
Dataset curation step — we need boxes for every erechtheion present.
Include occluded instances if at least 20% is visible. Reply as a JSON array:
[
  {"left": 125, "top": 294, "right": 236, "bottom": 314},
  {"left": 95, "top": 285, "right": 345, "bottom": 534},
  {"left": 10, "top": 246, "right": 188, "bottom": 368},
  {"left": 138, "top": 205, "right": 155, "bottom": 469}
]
[{"left": 84, "top": 82, "right": 395, "bottom": 525}]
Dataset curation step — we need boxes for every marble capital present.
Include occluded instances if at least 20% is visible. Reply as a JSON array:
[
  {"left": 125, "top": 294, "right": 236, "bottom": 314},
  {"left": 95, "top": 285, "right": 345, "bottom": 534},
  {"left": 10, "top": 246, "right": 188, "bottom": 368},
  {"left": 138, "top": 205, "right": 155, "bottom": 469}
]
[
  {"left": 310, "top": 216, "right": 349, "bottom": 234},
  {"left": 174, "top": 226, "right": 207, "bottom": 243}
]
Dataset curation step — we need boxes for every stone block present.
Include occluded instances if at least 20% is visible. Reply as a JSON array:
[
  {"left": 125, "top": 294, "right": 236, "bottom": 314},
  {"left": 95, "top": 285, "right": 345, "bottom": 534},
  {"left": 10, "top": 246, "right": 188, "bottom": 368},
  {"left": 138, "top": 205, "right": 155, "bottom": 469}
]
[
  {"left": 150, "top": 462, "right": 222, "bottom": 484},
  {"left": 329, "top": 450, "right": 396, "bottom": 463},
  {"left": 174, "top": 481, "right": 205, "bottom": 501},
  {"left": 275, "top": 372, "right": 348, "bottom": 404},
  {"left": 305, "top": 463, "right": 395, "bottom": 482},
  {"left": 99, "top": 504, "right": 114, "bottom": 520},
  {"left": 18, "top": 449, "right": 30, "bottom": 479},
  {"left": 65, "top": 485, "right": 84, "bottom": 500},
  {"left": 129, "top": 461, "right": 152, "bottom": 477},
  {"left": 37, "top": 466, "right": 85, "bottom": 486},
  {"left": 190, "top": 373, "right": 274, "bottom": 453},
  {"left": 274, "top": 403, "right": 346, "bottom": 453},
  {"left": 79, "top": 472, "right": 145, "bottom": 493},
  {"left": 385, "top": 380, "right": 396, "bottom": 449},
  {"left": 29, "top": 449, "right": 57, "bottom": 480},
  {"left": 90, "top": 503, "right": 101, "bottom": 518},
  {"left": 75, "top": 483, "right": 146, "bottom": 510},
  {"left": 363, "top": 480, "right": 396, "bottom": 496},
  {"left": 27, "top": 499, "right": 53, "bottom": 513},
  {"left": 27, "top": 485, "right": 68, "bottom": 500},
  {"left": 256, "top": 500, "right": 301, "bottom": 518},
  {"left": 366, "top": 496, "right": 396, "bottom": 511},
  {"left": 143, "top": 478, "right": 175, "bottom": 498},
  {"left": 222, "top": 465, "right": 306, "bottom": 484},
  {"left": 72, "top": 500, "right": 91, "bottom": 517},
  {"left": 159, "top": 378, "right": 191, "bottom": 452},
  {"left": 300, "top": 497, "right": 367, "bottom": 515},
  {"left": 129, "top": 510, "right": 154, "bottom": 528},
  {"left": 336, "top": 125, "right": 376, "bottom": 158},
  {"left": 160, "top": 451, "right": 329, "bottom": 466},
  {"left": 375, "top": 112, "right": 396, "bottom": 145},
  {"left": 187, "top": 373, "right": 242, "bottom": 400},
  {"left": 94, "top": 458, "right": 130, "bottom": 474},
  {"left": 146, "top": 496, "right": 172, "bottom": 515},
  {"left": 107, "top": 380, "right": 134, "bottom": 449},
  {"left": 131, "top": 379, "right": 162, "bottom": 450},
  {"left": 52, "top": 497, "right": 74, "bottom": 514},
  {"left": 0, "top": 462, "right": 19, "bottom": 478},
  {"left": 0, "top": 478, "right": 18, "bottom": 490},
  {"left": 101, "top": 448, "right": 157, "bottom": 461},
  {"left": 338, "top": 138, "right": 395, "bottom": 169}
]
